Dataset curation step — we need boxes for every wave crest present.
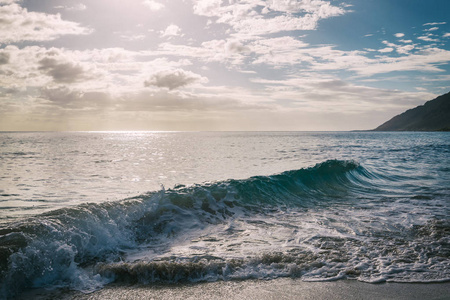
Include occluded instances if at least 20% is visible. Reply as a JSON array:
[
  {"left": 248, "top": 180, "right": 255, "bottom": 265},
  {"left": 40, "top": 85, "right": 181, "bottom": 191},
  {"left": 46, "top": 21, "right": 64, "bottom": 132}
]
[{"left": 0, "top": 160, "right": 376, "bottom": 297}]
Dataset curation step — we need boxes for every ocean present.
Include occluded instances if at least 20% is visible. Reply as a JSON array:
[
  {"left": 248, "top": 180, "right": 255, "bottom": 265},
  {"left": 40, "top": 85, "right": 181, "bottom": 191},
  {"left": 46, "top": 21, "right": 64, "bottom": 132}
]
[{"left": 0, "top": 131, "right": 449, "bottom": 298}]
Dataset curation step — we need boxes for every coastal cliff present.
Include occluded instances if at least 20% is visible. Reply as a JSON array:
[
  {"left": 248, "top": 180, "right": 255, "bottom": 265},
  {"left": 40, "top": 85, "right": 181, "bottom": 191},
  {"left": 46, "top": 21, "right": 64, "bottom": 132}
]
[{"left": 374, "top": 91, "right": 450, "bottom": 131}]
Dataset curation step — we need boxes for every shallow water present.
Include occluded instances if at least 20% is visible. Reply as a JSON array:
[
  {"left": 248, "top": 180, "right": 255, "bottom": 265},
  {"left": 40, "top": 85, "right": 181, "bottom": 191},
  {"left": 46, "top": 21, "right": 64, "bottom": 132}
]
[{"left": 0, "top": 131, "right": 449, "bottom": 297}]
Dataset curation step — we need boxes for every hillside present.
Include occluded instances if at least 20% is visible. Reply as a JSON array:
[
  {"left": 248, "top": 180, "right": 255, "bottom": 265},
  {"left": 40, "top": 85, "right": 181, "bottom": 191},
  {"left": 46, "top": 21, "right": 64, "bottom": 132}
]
[{"left": 373, "top": 91, "right": 450, "bottom": 131}]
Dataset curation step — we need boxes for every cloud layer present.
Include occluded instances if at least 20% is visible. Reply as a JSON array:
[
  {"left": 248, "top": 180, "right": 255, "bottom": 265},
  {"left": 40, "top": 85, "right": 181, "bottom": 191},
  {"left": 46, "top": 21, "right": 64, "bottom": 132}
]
[
  {"left": 0, "top": 3, "right": 91, "bottom": 44},
  {"left": 0, "top": 0, "right": 449, "bottom": 131}
]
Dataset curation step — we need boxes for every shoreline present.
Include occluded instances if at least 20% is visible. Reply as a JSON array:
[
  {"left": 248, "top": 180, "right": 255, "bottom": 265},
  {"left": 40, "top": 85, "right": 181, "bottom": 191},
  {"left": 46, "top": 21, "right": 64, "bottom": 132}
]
[{"left": 20, "top": 278, "right": 450, "bottom": 300}]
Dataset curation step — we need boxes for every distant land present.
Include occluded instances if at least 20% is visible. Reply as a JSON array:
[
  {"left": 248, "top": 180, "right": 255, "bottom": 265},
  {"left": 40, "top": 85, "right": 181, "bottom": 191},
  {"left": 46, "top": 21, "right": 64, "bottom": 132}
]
[{"left": 373, "top": 91, "right": 450, "bottom": 131}]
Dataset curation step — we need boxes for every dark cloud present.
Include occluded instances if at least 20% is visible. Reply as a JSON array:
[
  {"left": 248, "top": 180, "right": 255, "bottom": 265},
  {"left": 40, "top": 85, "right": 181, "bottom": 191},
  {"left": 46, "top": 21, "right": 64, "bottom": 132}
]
[
  {"left": 40, "top": 86, "right": 111, "bottom": 109},
  {"left": 0, "top": 52, "right": 10, "bottom": 65},
  {"left": 39, "top": 86, "right": 266, "bottom": 113},
  {"left": 38, "top": 57, "right": 87, "bottom": 83},
  {"left": 0, "top": 86, "right": 22, "bottom": 96},
  {"left": 144, "top": 69, "right": 207, "bottom": 90},
  {"left": 225, "top": 40, "right": 249, "bottom": 53}
]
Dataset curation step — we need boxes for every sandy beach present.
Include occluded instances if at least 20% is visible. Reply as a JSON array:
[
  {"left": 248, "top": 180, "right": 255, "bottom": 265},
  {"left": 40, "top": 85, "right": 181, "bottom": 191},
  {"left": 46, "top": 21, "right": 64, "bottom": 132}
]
[{"left": 20, "top": 278, "right": 450, "bottom": 300}]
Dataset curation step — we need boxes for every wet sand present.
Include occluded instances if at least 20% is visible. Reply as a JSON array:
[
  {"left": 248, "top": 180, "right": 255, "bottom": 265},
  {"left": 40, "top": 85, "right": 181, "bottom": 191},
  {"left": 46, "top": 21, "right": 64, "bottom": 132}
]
[{"left": 20, "top": 278, "right": 450, "bottom": 300}]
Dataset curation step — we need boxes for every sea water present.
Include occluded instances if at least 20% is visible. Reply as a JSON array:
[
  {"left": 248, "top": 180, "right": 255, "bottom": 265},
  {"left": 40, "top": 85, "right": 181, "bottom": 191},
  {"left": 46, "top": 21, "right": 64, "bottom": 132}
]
[{"left": 0, "top": 131, "right": 449, "bottom": 297}]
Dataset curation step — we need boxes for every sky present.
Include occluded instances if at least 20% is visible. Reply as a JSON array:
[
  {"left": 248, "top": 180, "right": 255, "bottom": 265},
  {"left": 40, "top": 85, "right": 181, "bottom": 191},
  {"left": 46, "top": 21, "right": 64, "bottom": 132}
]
[{"left": 0, "top": 0, "right": 449, "bottom": 131}]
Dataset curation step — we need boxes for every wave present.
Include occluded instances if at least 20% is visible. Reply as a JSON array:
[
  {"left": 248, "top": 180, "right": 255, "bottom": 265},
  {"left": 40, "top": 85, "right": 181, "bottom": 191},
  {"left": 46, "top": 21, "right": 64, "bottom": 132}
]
[{"left": 1, "top": 159, "right": 447, "bottom": 297}]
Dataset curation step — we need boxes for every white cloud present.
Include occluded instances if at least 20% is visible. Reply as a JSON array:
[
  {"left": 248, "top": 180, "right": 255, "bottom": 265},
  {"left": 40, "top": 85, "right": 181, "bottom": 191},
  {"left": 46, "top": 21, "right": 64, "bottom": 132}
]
[
  {"left": 378, "top": 47, "right": 394, "bottom": 53},
  {"left": 157, "top": 40, "right": 248, "bottom": 65},
  {"left": 251, "top": 36, "right": 310, "bottom": 65},
  {"left": 192, "top": 0, "right": 346, "bottom": 37},
  {"left": 142, "top": 0, "right": 164, "bottom": 11},
  {"left": 157, "top": 29, "right": 450, "bottom": 79},
  {"left": 144, "top": 69, "right": 208, "bottom": 90},
  {"left": 253, "top": 37, "right": 449, "bottom": 77},
  {"left": 378, "top": 40, "right": 416, "bottom": 55},
  {"left": 350, "top": 48, "right": 450, "bottom": 76},
  {"left": 443, "top": 33, "right": 450, "bottom": 38},
  {"left": 227, "top": 14, "right": 320, "bottom": 35},
  {"left": 417, "top": 35, "right": 439, "bottom": 42},
  {"left": 193, "top": 0, "right": 222, "bottom": 17},
  {"left": 265, "top": 0, "right": 345, "bottom": 16},
  {"left": 423, "top": 22, "right": 446, "bottom": 26},
  {"left": 394, "top": 33, "right": 405, "bottom": 38},
  {"left": 0, "top": 3, "right": 91, "bottom": 44},
  {"left": 306, "top": 47, "right": 369, "bottom": 72},
  {"left": 382, "top": 40, "right": 396, "bottom": 47},
  {"left": 201, "top": 39, "right": 250, "bottom": 65},
  {"left": 395, "top": 44, "right": 415, "bottom": 55},
  {"left": 425, "top": 27, "right": 439, "bottom": 31},
  {"left": 161, "top": 24, "right": 182, "bottom": 38},
  {"left": 54, "top": 4, "right": 87, "bottom": 11},
  {"left": 419, "top": 74, "right": 450, "bottom": 82}
]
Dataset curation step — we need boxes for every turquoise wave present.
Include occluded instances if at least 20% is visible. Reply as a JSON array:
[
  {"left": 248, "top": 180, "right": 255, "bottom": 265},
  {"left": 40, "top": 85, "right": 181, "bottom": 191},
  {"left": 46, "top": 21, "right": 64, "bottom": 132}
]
[
  {"left": 0, "top": 160, "right": 379, "bottom": 297},
  {"left": 164, "top": 159, "right": 367, "bottom": 207}
]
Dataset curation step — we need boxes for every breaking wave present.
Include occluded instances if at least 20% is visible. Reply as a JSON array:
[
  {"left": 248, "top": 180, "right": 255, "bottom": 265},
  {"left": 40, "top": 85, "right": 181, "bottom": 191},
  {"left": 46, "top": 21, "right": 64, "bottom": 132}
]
[{"left": 1, "top": 160, "right": 448, "bottom": 298}]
